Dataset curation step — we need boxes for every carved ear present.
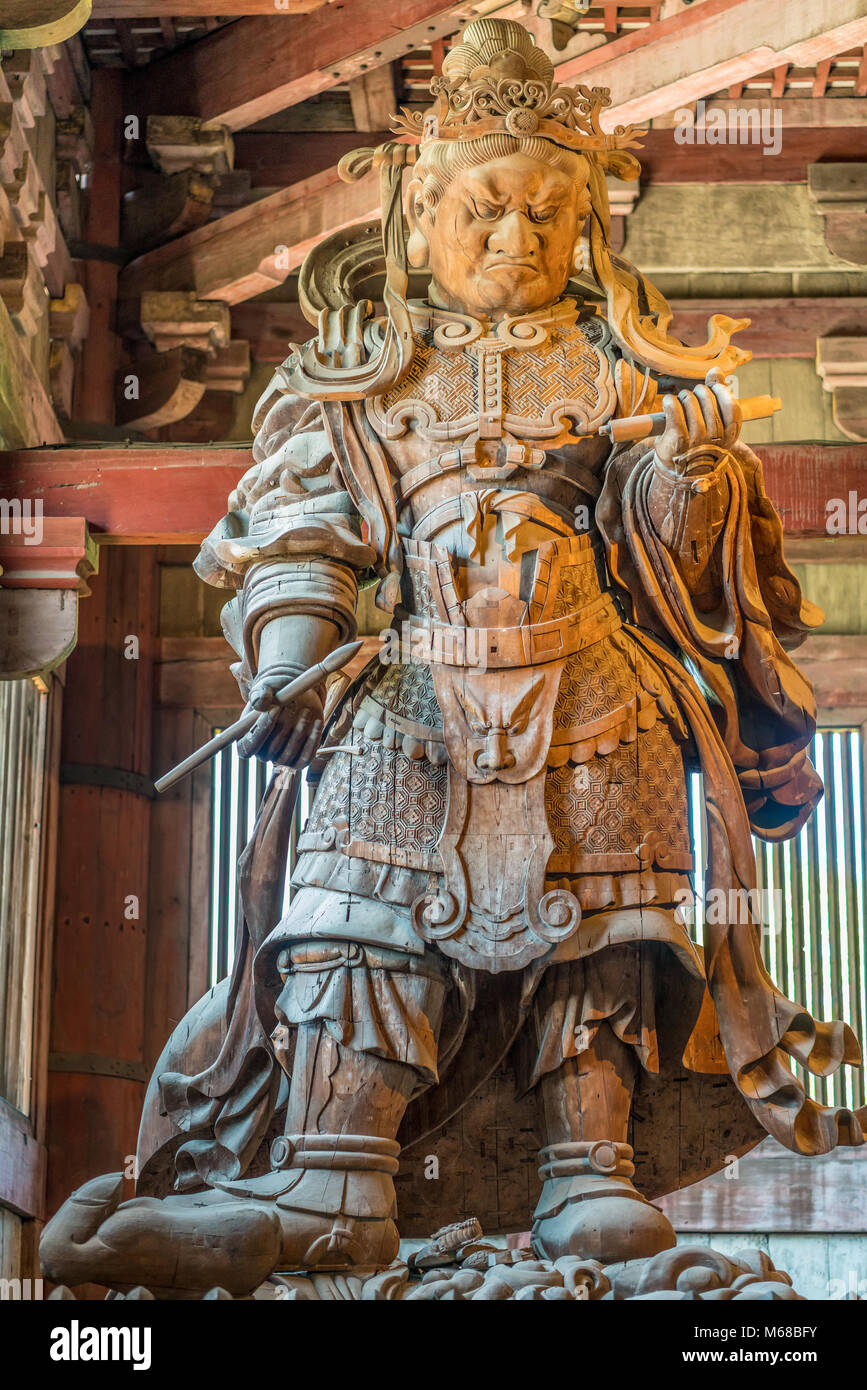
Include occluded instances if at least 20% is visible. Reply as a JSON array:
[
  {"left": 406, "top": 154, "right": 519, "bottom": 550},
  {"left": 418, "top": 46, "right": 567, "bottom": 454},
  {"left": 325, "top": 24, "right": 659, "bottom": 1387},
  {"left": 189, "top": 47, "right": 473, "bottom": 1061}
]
[{"left": 405, "top": 177, "right": 431, "bottom": 269}]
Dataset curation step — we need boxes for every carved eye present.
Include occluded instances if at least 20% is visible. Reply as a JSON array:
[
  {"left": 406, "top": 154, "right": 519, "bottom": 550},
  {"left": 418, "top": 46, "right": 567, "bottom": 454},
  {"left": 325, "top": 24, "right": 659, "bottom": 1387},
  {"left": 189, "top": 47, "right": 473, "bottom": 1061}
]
[
  {"left": 471, "top": 200, "right": 501, "bottom": 221},
  {"left": 529, "top": 205, "right": 559, "bottom": 223}
]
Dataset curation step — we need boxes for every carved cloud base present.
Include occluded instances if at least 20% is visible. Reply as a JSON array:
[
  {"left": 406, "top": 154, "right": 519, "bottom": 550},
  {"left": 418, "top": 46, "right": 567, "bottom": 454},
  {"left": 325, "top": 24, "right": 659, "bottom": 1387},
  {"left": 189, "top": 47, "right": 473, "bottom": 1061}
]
[{"left": 48, "top": 1236, "right": 803, "bottom": 1302}]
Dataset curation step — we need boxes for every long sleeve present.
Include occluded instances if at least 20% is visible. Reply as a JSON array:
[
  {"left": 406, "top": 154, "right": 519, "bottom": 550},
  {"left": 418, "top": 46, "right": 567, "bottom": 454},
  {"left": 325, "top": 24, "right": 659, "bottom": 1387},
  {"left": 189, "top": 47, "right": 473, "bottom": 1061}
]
[{"left": 597, "top": 436, "right": 824, "bottom": 838}]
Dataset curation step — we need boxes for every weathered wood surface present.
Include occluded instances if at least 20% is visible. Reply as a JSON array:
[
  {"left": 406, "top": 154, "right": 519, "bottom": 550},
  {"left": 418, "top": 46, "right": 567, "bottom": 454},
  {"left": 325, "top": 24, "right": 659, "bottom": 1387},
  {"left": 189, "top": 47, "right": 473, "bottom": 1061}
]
[
  {"left": 75, "top": 70, "right": 121, "bottom": 426},
  {"left": 658, "top": 1139, "right": 867, "bottom": 1234},
  {"left": 795, "top": 634, "right": 867, "bottom": 711},
  {"left": 637, "top": 126, "right": 867, "bottom": 185},
  {"left": 46, "top": 548, "right": 158, "bottom": 1232},
  {"left": 0, "top": 446, "right": 251, "bottom": 543},
  {"left": 145, "top": 708, "right": 213, "bottom": 1072},
  {"left": 119, "top": 166, "right": 380, "bottom": 305},
  {"left": 556, "top": 0, "right": 867, "bottom": 128},
  {"left": 0, "top": 0, "right": 90, "bottom": 49},
  {"left": 670, "top": 298, "right": 867, "bottom": 361},
  {"left": 0, "top": 296, "right": 63, "bottom": 448},
  {"left": 123, "top": 0, "right": 475, "bottom": 130},
  {"left": 0, "top": 1098, "right": 47, "bottom": 1219}
]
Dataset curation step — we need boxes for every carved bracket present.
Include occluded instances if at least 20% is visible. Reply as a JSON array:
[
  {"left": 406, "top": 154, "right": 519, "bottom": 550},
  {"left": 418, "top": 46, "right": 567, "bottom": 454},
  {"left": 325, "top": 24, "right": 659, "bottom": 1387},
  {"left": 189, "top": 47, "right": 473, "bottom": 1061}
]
[
  {"left": 808, "top": 163, "right": 867, "bottom": 267},
  {"left": 0, "top": 516, "right": 97, "bottom": 679},
  {"left": 145, "top": 115, "right": 234, "bottom": 178},
  {"left": 816, "top": 335, "right": 867, "bottom": 443}
]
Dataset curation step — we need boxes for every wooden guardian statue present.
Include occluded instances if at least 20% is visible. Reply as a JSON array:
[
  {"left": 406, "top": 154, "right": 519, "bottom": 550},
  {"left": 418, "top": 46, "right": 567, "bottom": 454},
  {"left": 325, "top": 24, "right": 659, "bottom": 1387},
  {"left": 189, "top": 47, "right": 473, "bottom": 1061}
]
[{"left": 42, "top": 17, "right": 865, "bottom": 1299}]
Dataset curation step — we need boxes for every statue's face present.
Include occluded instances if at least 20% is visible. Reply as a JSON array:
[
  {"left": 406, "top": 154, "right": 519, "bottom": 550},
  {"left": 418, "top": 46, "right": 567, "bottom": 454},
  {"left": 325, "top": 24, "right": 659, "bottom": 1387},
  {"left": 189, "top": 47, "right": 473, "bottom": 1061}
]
[{"left": 409, "top": 151, "right": 587, "bottom": 320}]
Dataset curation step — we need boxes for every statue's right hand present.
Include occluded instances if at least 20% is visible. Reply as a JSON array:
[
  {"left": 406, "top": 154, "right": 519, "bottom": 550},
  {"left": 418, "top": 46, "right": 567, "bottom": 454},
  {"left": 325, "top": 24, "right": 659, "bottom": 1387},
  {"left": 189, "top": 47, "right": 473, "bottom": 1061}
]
[{"left": 236, "top": 674, "right": 324, "bottom": 767}]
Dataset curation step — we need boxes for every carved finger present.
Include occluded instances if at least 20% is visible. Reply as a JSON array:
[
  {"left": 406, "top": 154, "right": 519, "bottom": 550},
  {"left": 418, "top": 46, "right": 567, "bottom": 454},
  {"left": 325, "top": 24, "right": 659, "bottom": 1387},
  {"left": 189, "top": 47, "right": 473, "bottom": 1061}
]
[
  {"left": 249, "top": 676, "right": 282, "bottom": 713},
  {"left": 279, "top": 708, "right": 313, "bottom": 766},
  {"left": 678, "top": 389, "right": 706, "bottom": 448},
  {"left": 712, "top": 381, "right": 743, "bottom": 449},
  {"left": 237, "top": 707, "right": 280, "bottom": 759},
  {"left": 693, "top": 384, "right": 725, "bottom": 443},
  {"left": 297, "top": 718, "right": 324, "bottom": 768},
  {"left": 657, "top": 393, "right": 689, "bottom": 462}
]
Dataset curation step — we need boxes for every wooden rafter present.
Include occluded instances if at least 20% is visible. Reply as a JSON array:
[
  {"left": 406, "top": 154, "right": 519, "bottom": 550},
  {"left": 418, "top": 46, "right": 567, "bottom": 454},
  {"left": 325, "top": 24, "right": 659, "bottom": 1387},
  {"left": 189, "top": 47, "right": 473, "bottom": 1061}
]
[
  {"left": 123, "top": 0, "right": 475, "bottom": 130},
  {"left": 555, "top": 0, "right": 867, "bottom": 126},
  {"left": 118, "top": 164, "right": 380, "bottom": 305}
]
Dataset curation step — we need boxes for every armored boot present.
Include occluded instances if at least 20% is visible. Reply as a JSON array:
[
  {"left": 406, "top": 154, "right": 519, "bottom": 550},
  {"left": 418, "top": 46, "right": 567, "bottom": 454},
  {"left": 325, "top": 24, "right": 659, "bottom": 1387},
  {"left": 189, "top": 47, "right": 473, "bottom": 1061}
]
[
  {"left": 214, "top": 1131, "right": 401, "bottom": 1270},
  {"left": 531, "top": 1140, "right": 676, "bottom": 1264}
]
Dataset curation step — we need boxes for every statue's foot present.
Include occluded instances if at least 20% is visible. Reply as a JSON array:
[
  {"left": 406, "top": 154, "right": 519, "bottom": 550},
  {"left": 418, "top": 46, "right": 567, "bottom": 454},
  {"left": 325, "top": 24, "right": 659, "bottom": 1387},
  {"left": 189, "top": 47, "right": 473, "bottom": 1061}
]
[
  {"left": 531, "top": 1141, "right": 676, "bottom": 1265},
  {"left": 40, "top": 1134, "right": 401, "bottom": 1297},
  {"left": 40, "top": 1174, "right": 283, "bottom": 1298},
  {"left": 216, "top": 1132, "right": 401, "bottom": 1272}
]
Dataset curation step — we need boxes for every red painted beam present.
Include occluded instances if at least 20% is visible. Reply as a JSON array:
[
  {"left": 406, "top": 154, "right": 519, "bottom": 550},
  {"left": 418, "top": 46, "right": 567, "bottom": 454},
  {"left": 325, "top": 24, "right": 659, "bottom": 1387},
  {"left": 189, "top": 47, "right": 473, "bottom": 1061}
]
[
  {"left": 669, "top": 299, "right": 867, "bottom": 360},
  {"left": 1, "top": 443, "right": 864, "bottom": 544},
  {"left": 0, "top": 445, "right": 251, "bottom": 543}
]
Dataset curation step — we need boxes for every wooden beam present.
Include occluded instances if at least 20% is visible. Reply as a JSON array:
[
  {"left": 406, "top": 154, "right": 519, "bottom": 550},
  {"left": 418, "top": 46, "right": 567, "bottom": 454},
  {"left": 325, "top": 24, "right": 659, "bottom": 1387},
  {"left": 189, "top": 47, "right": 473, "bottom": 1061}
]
[
  {"left": 46, "top": 548, "right": 157, "bottom": 1230},
  {"left": 93, "top": 0, "right": 327, "bottom": 11},
  {"left": 116, "top": 346, "right": 209, "bottom": 430},
  {"left": 123, "top": 0, "right": 474, "bottom": 130},
  {"left": 555, "top": 0, "right": 867, "bottom": 127},
  {"left": 232, "top": 130, "right": 390, "bottom": 187},
  {"left": 2, "top": 442, "right": 864, "bottom": 545},
  {"left": 233, "top": 124, "right": 867, "bottom": 192},
  {"left": 75, "top": 69, "right": 121, "bottom": 426},
  {"left": 0, "top": 295, "right": 63, "bottom": 448},
  {"left": 230, "top": 300, "right": 315, "bottom": 361},
  {"left": 0, "top": 444, "right": 251, "bottom": 543},
  {"left": 795, "top": 634, "right": 867, "bottom": 712},
  {"left": 669, "top": 299, "right": 867, "bottom": 360},
  {"left": 119, "top": 164, "right": 379, "bottom": 305},
  {"left": 0, "top": 0, "right": 90, "bottom": 49}
]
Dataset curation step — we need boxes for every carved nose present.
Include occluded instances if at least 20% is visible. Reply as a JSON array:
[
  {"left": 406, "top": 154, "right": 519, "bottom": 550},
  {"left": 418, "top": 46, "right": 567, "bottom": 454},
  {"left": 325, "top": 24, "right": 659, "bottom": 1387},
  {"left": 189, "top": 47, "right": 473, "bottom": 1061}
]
[
  {"left": 476, "top": 732, "right": 515, "bottom": 771},
  {"left": 488, "top": 211, "right": 536, "bottom": 258}
]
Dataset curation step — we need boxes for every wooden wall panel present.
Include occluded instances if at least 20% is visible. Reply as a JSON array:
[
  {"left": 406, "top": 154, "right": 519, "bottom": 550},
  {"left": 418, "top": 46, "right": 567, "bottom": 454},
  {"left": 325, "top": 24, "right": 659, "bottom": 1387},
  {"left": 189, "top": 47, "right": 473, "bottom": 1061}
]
[{"left": 45, "top": 546, "right": 158, "bottom": 1231}]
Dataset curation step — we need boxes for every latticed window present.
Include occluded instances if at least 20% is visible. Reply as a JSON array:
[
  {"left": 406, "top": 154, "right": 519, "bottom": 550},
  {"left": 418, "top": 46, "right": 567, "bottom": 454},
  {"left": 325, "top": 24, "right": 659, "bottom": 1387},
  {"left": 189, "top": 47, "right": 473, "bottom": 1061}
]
[
  {"left": 209, "top": 727, "right": 867, "bottom": 1112},
  {"left": 690, "top": 728, "right": 866, "bottom": 1111}
]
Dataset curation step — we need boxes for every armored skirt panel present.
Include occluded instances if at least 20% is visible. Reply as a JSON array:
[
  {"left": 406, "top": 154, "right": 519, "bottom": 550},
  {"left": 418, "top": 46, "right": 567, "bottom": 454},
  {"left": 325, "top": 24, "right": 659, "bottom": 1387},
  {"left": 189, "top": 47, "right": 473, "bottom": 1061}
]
[{"left": 278, "top": 528, "right": 699, "bottom": 981}]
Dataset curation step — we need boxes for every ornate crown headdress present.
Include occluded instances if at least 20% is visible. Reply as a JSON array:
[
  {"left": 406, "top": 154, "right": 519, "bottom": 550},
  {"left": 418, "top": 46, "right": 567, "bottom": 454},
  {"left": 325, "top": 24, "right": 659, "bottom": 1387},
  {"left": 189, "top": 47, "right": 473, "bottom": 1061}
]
[{"left": 390, "top": 17, "right": 644, "bottom": 158}]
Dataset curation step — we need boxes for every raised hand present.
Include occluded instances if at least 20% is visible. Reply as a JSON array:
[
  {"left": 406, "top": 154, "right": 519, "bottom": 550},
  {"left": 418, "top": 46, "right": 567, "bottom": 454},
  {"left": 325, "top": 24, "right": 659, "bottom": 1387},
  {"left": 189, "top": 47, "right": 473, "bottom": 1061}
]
[{"left": 655, "top": 368, "right": 742, "bottom": 476}]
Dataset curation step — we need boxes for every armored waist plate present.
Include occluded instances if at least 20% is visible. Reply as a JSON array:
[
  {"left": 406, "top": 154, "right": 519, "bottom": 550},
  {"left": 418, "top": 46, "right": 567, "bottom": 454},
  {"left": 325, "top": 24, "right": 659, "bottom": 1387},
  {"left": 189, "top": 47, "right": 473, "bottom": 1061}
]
[
  {"left": 404, "top": 592, "right": 621, "bottom": 668},
  {"left": 266, "top": 885, "right": 425, "bottom": 956}
]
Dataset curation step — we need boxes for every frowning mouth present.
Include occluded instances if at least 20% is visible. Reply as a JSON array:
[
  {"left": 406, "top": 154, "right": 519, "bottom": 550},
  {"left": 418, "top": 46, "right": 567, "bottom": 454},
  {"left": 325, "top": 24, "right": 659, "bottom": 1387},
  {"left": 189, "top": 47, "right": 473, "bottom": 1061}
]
[{"left": 485, "top": 259, "right": 536, "bottom": 273}]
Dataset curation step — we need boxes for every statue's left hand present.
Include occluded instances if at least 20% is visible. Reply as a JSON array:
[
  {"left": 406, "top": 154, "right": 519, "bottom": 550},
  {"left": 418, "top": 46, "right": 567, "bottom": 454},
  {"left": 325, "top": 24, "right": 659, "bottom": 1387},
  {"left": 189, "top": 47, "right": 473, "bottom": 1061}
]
[
  {"left": 655, "top": 369, "right": 742, "bottom": 476},
  {"left": 237, "top": 678, "right": 324, "bottom": 767}
]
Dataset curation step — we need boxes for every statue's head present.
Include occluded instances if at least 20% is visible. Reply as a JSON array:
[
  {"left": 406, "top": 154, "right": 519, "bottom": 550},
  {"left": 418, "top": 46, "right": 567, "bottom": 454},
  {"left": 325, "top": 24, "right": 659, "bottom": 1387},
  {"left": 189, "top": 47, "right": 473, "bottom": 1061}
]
[
  {"left": 292, "top": 16, "right": 749, "bottom": 429},
  {"left": 406, "top": 141, "right": 590, "bottom": 319},
  {"left": 397, "top": 17, "right": 625, "bottom": 319}
]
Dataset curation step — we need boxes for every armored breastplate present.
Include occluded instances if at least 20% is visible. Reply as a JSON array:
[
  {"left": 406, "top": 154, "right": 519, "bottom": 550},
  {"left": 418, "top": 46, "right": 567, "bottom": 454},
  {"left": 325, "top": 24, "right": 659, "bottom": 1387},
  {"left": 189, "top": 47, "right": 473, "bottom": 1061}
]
[{"left": 366, "top": 296, "right": 617, "bottom": 497}]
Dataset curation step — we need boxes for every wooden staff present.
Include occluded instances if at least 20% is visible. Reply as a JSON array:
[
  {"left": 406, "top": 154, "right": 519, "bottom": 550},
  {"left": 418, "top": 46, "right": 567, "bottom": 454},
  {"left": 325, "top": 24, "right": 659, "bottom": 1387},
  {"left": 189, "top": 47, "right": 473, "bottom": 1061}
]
[
  {"left": 599, "top": 393, "right": 782, "bottom": 444},
  {"left": 154, "top": 639, "right": 363, "bottom": 794}
]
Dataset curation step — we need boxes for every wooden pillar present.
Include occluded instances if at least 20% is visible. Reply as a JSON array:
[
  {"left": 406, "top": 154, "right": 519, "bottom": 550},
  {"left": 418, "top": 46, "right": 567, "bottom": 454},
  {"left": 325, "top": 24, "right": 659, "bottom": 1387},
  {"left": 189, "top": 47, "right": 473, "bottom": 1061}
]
[
  {"left": 45, "top": 546, "right": 158, "bottom": 1230},
  {"left": 73, "top": 69, "right": 122, "bottom": 425}
]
